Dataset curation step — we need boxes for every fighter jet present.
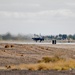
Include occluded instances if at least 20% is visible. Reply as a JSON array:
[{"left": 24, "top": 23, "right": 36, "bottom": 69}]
[{"left": 32, "top": 34, "right": 44, "bottom": 42}]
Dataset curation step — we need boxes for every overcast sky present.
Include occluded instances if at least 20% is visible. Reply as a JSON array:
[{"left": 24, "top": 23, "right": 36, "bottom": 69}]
[{"left": 0, "top": 0, "right": 75, "bottom": 35}]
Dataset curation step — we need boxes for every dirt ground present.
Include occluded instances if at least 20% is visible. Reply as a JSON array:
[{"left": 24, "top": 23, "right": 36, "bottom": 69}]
[
  {"left": 0, "top": 43, "right": 75, "bottom": 75},
  {"left": 0, "top": 70, "right": 75, "bottom": 75}
]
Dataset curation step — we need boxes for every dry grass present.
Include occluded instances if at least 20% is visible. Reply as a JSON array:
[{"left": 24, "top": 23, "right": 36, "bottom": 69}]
[
  {"left": 5, "top": 45, "right": 10, "bottom": 48},
  {"left": 4, "top": 57, "right": 75, "bottom": 71},
  {"left": 4, "top": 44, "right": 14, "bottom": 48},
  {"left": 1, "top": 43, "right": 75, "bottom": 71},
  {"left": 11, "top": 45, "right": 14, "bottom": 48},
  {"left": 38, "top": 56, "right": 64, "bottom": 63}
]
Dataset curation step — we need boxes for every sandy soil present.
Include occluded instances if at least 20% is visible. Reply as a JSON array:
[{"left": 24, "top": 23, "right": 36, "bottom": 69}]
[
  {"left": 0, "top": 43, "right": 75, "bottom": 75},
  {"left": 0, "top": 43, "right": 75, "bottom": 66}
]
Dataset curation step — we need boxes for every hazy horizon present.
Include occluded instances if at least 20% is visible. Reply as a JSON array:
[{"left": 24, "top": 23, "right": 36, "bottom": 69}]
[{"left": 0, "top": 0, "right": 75, "bottom": 35}]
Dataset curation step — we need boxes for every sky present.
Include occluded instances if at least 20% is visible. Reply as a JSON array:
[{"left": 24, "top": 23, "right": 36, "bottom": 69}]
[{"left": 0, "top": 0, "right": 75, "bottom": 35}]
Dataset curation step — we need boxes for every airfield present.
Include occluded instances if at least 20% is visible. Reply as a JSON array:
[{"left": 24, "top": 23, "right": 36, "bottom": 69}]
[{"left": 0, "top": 41, "right": 75, "bottom": 75}]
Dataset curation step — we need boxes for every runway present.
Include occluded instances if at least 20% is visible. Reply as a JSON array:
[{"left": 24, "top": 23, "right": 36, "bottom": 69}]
[{"left": 0, "top": 41, "right": 75, "bottom": 45}]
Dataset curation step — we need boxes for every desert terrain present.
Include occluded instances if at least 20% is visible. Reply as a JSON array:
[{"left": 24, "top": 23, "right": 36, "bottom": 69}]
[{"left": 0, "top": 42, "right": 75, "bottom": 75}]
